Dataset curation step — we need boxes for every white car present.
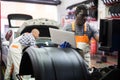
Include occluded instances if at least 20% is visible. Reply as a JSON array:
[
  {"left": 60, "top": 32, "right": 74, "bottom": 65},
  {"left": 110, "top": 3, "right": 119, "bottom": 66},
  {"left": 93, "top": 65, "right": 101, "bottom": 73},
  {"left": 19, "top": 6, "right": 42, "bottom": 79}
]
[{"left": 17, "top": 18, "right": 61, "bottom": 47}]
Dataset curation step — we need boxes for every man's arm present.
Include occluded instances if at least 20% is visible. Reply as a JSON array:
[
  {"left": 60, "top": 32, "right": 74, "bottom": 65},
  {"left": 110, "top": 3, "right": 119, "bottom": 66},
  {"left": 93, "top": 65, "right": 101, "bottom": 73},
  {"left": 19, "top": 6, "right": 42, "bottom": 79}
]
[
  {"left": 88, "top": 22, "right": 99, "bottom": 42},
  {"left": 94, "top": 34, "right": 99, "bottom": 42}
]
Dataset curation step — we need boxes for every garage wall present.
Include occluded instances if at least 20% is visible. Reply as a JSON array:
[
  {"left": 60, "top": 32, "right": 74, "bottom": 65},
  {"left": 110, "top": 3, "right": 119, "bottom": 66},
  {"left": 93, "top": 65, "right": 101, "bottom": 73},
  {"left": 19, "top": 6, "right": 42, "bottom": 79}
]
[
  {"left": 1, "top": 1, "right": 58, "bottom": 20},
  {"left": 57, "top": 0, "right": 108, "bottom": 28},
  {"left": 57, "top": 0, "right": 87, "bottom": 25},
  {"left": 1, "top": 1, "right": 58, "bottom": 35},
  {"left": 98, "top": 0, "right": 108, "bottom": 19}
]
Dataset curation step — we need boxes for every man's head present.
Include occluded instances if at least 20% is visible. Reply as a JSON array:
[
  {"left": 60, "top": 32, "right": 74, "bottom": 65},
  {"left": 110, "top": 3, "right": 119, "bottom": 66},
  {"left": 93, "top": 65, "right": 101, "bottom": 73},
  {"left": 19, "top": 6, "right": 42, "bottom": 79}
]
[
  {"left": 75, "top": 5, "right": 88, "bottom": 26},
  {"left": 31, "top": 28, "right": 40, "bottom": 39}
]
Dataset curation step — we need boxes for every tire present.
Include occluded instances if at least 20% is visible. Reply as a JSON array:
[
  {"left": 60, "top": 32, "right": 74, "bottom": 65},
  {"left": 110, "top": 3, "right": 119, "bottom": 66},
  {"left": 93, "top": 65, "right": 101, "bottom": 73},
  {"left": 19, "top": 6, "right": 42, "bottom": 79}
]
[{"left": 19, "top": 47, "right": 90, "bottom": 80}]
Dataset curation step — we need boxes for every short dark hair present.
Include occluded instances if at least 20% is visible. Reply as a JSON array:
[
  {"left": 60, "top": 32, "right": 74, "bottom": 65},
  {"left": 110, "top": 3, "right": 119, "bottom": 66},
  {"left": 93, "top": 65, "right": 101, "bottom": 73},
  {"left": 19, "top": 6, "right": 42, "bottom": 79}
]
[{"left": 75, "top": 5, "right": 88, "bottom": 17}]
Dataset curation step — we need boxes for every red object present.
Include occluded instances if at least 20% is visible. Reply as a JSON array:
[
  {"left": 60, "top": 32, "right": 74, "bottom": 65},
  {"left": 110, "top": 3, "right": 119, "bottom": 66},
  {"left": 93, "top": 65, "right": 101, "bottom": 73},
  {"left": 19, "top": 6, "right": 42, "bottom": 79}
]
[{"left": 90, "top": 38, "right": 97, "bottom": 55}]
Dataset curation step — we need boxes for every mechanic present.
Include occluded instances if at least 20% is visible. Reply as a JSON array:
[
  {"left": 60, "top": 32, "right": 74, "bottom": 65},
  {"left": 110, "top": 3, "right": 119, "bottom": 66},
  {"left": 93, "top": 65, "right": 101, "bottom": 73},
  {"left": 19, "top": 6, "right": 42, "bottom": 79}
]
[
  {"left": 4, "top": 28, "right": 40, "bottom": 80},
  {"left": 63, "top": 5, "right": 99, "bottom": 67}
]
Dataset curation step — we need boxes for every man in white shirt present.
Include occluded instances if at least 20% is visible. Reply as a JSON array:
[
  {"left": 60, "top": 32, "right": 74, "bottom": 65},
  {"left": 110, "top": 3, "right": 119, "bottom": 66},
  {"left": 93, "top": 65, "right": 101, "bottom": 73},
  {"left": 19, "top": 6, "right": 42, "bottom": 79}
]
[{"left": 4, "top": 28, "right": 40, "bottom": 80}]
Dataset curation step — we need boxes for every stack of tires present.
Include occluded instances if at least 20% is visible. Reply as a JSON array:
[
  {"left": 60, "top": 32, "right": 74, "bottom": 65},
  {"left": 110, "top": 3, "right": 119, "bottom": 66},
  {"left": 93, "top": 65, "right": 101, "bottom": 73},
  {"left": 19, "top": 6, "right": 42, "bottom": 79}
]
[
  {"left": 102, "top": 0, "right": 120, "bottom": 6},
  {"left": 109, "top": 3, "right": 120, "bottom": 18},
  {"left": 19, "top": 47, "right": 90, "bottom": 80}
]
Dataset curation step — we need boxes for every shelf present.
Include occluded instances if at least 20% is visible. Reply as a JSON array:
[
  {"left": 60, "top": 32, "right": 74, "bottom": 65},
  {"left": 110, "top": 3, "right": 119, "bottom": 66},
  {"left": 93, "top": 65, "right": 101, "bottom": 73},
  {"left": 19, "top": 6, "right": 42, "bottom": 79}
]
[
  {"left": 106, "top": 17, "right": 120, "bottom": 19},
  {"left": 66, "top": 0, "right": 88, "bottom": 9},
  {"left": 102, "top": 1, "right": 120, "bottom": 6}
]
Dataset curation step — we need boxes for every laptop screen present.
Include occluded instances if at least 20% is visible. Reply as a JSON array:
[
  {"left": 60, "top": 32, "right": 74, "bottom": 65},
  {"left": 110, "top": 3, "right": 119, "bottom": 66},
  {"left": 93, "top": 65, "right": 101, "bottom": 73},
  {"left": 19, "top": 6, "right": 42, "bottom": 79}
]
[{"left": 49, "top": 28, "right": 76, "bottom": 48}]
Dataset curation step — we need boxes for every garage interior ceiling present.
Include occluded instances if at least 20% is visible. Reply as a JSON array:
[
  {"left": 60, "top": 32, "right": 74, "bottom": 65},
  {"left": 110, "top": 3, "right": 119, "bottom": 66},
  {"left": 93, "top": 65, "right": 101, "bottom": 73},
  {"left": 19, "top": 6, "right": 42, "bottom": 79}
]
[
  {"left": 1, "top": 0, "right": 61, "bottom": 5},
  {"left": 66, "top": 0, "right": 88, "bottom": 9}
]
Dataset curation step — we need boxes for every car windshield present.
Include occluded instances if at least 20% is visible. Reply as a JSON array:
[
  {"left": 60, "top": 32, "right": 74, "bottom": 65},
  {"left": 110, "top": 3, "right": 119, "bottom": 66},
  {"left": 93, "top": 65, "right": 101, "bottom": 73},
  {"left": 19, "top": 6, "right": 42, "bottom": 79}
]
[{"left": 36, "top": 37, "right": 58, "bottom": 47}]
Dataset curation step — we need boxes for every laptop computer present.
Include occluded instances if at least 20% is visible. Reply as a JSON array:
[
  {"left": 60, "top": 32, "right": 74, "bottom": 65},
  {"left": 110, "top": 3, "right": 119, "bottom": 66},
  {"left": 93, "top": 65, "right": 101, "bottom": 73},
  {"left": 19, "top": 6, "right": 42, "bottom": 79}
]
[{"left": 49, "top": 28, "right": 76, "bottom": 48}]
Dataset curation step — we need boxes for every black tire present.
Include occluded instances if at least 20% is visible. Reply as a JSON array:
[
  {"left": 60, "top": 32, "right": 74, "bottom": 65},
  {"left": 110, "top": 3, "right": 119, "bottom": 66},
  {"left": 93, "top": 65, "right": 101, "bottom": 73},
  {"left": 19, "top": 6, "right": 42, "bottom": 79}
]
[{"left": 19, "top": 47, "right": 90, "bottom": 80}]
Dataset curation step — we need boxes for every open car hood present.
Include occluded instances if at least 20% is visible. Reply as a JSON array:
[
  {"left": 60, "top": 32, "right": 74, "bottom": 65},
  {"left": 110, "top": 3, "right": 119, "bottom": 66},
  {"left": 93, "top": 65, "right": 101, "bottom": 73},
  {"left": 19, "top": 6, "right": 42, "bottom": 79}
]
[
  {"left": 16, "top": 18, "right": 60, "bottom": 47},
  {"left": 17, "top": 18, "right": 60, "bottom": 37}
]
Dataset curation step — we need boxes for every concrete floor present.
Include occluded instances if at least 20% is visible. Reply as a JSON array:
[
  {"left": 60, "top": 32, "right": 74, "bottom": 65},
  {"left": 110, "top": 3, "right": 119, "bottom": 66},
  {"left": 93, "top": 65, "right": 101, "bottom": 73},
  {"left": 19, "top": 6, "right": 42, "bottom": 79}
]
[{"left": 91, "top": 53, "right": 118, "bottom": 68}]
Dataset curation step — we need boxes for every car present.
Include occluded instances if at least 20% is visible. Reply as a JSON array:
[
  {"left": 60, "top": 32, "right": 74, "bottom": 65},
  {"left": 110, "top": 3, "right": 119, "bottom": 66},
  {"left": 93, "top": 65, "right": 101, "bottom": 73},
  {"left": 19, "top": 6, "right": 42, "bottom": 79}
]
[{"left": 16, "top": 18, "right": 61, "bottom": 47}]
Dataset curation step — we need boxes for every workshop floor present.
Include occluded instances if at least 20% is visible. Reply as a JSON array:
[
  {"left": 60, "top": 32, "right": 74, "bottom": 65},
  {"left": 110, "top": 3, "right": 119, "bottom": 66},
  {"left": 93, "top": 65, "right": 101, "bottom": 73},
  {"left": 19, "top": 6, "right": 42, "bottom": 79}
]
[{"left": 91, "top": 53, "right": 118, "bottom": 68}]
